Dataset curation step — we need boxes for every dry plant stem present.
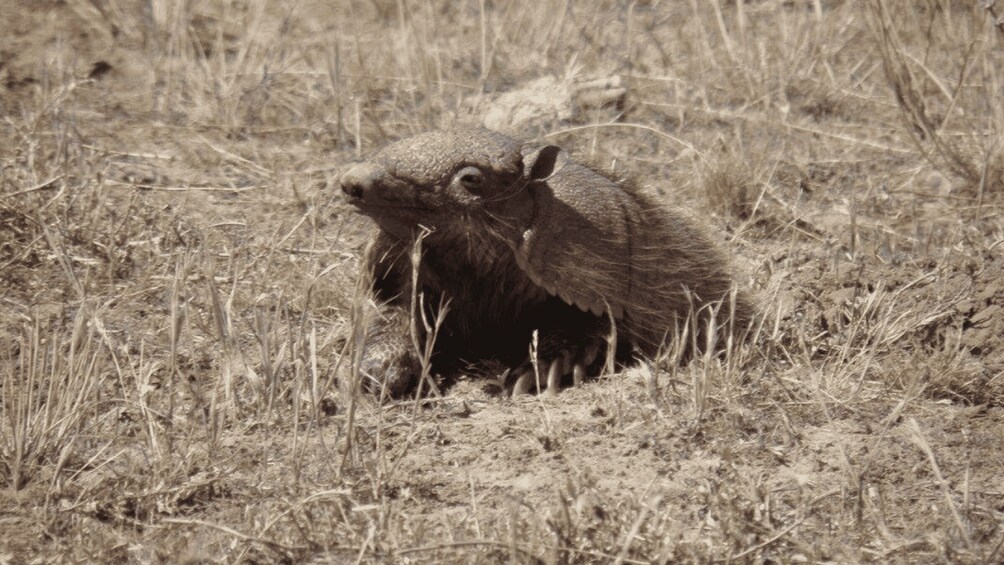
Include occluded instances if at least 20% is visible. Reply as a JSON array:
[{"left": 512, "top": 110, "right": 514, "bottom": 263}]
[
  {"left": 646, "top": 100, "right": 913, "bottom": 155},
  {"left": 543, "top": 122, "right": 703, "bottom": 162},
  {"left": 613, "top": 494, "right": 660, "bottom": 565},
  {"left": 41, "top": 226, "right": 84, "bottom": 301},
  {"left": 3, "top": 306, "right": 103, "bottom": 490},
  {"left": 167, "top": 254, "right": 191, "bottom": 443},
  {"left": 871, "top": 0, "right": 1002, "bottom": 191},
  {"left": 6, "top": 174, "right": 65, "bottom": 197},
  {"left": 104, "top": 179, "right": 262, "bottom": 192},
  {"left": 407, "top": 229, "right": 447, "bottom": 410},
  {"left": 908, "top": 418, "right": 972, "bottom": 548},
  {"left": 391, "top": 540, "right": 620, "bottom": 562},
  {"left": 727, "top": 489, "right": 841, "bottom": 562},
  {"left": 989, "top": 533, "right": 1004, "bottom": 564},
  {"left": 162, "top": 517, "right": 308, "bottom": 554},
  {"left": 339, "top": 262, "right": 375, "bottom": 475},
  {"left": 204, "top": 260, "right": 233, "bottom": 418},
  {"left": 526, "top": 332, "right": 554, "bottom": 436},
  {"left": 986, "top": 0, "right": 1004, "bottom": 34}
]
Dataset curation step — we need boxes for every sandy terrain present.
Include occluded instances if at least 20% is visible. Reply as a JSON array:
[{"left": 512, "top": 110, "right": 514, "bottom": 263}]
[{"left": 2, "top": 0, "right": 1003, "bottom": 562}]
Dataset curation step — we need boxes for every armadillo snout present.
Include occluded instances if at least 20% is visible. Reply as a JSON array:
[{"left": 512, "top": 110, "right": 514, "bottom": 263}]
[{"left": 340, "top": 162, "right": 381, "bottom": 201}]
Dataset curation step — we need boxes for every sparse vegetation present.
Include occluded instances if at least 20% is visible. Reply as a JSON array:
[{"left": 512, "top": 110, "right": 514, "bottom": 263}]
[{"left": 1, "top": 0, "right": 1002, "bottom": 562}]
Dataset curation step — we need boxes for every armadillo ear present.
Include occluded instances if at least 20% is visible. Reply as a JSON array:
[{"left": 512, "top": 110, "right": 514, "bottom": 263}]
[{"left": 521, "top": 145, "right": 562, "bottom": 181}]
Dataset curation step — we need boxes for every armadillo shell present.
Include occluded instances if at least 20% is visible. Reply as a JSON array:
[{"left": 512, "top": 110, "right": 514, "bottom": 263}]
[{"left": 510, "top": 160, "right": 739, "bottom": 353}]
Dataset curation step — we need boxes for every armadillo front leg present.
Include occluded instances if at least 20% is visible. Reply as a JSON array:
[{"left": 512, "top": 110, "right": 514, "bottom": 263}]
[
  {"left": 360, "top": 303, "right": 421, "bottom": 398},
  {"left": 358, "top": 233, "right": 424, "bottom": 398}
]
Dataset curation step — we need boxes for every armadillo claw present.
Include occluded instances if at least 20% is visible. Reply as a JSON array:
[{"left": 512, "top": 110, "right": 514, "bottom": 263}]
[
  {"left": 546, "top": 358, "right": 562, "bottom": 396},
  {"left": 511, "top": 369, "right": 533, "bottom": 396},
  {"left": 573, "top": 363, "right": 585, "bottom": 386},
  {"left": 510, "top": 348, "right": 594, "bottom": 396},
  {"left": 582, "top": 343, "right": 600, "bottom": 367}
]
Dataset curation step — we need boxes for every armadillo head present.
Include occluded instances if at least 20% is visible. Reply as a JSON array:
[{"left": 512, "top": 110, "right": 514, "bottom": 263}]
[{"left": 340, "top": 128, "right": 561, "bottom": 242}]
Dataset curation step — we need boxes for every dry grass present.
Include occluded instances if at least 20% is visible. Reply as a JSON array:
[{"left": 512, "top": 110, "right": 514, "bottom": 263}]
[{"left": 2, "top": 0, "right": 1003, "bottom": 562}]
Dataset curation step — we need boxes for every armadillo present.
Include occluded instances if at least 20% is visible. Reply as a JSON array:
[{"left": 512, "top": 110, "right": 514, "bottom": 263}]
[{"left": 340, "top": 128, "right": 750, "bottom": 396}]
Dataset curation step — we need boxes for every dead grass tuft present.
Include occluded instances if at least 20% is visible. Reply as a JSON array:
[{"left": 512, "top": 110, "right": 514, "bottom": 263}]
[{"left": 871, "top": 0, "right": 1004, "bottom": 199}]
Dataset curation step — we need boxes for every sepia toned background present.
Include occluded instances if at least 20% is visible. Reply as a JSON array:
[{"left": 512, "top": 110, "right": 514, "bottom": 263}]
[{"left": 2, "top": 0, "right": 1003, "bottom": 561}]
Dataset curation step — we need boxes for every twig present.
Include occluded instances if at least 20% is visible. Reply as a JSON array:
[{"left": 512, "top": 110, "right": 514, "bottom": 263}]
[
  {"left": 908, "top": 418, "right": 972, "bottom": 547},
  {"left": 394, "top": 539, "right": 646, "bottom": 563},
  {"left": 6, "top": 175, "right": 65, "bottom": 197},
  {"left": 104, "top": 179, "right": 262, "bottom": 192},
  {"left": 161, "top": 517, "right": 309, "bottom": 552},
  {"left": 199, "top": 136, "right": 273, "bottom": 179},
  {"left": 726, "top": 489, "right": 839, "bottom": 561},
  {"left": 80, "top": 144, "right": 173, "bottom": 160},
  {"left": 540, "top": 122, "right": 704, "bottom": 162}
]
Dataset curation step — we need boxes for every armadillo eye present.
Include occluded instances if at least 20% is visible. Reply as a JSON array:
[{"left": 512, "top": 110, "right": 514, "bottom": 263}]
[{"left": 456, "top": 166, "right": 485, "bottom": 193}]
